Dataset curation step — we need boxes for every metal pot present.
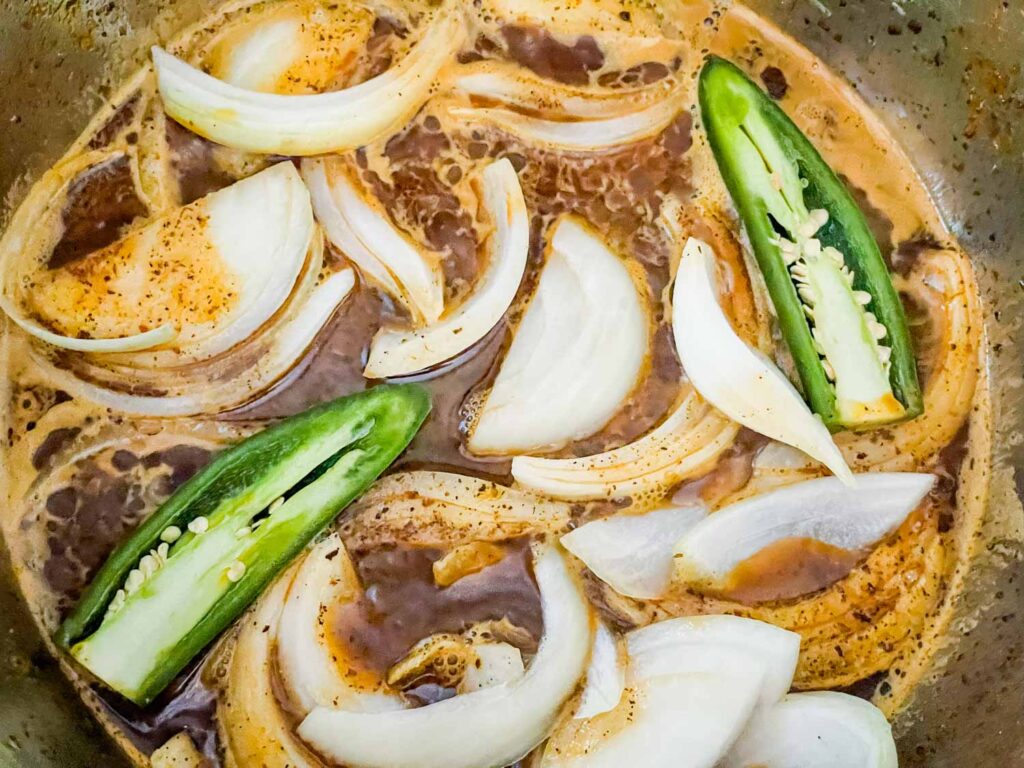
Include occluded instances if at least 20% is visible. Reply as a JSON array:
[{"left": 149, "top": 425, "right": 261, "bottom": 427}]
[{"left": 1, "top": 1, "right": 1021, "bottom": 766}]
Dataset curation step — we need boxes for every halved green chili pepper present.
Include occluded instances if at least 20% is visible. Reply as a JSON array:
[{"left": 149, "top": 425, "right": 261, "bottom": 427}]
[
  {"left": 698, "top": 56, "right": 922, "bottom": 430},
  {"left": 56, "top": 384, "right": 430, "bottom": 706}
]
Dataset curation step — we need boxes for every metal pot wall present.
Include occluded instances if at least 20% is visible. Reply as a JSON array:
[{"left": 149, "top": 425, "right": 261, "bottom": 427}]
[{"left": 0, "top": 1, "right": 1021, "bottom": 766}]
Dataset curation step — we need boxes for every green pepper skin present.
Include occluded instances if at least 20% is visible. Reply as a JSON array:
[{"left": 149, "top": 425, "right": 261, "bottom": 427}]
[
  {"left": 698, "top": 56, "right": 922, "bottom": 430},
  {"left": 56, "top": 384, "right": 429, "bottom": 705}
]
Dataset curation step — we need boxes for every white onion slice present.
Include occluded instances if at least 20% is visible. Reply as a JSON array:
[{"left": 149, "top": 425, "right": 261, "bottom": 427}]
[
  {"left": 625, "top": 616, "right": 801, "bottom": 707},
  {"left": 674, "top": 472, "right": 935, "bottom": 590},
  {"left": 302, "top": 157, "right": 444, "bottom": 324},
  {"left": 448, "top": 88, "right": 684, "bottom": 153},
  {"left": 512, "top": 390, "right": 738, "bottom": 500},
  {"left": 298, "top": 544, "right": 592, "bottom": 768},
  {"left": 724, "top": 692, "right": 898, "bottom": 768},
  {"left": 364, "top": 158, "right": 529, "bottom": 377},
  {"left": 152, "top": 8, "right": 464, "bottom": 155},
  {"left": 573, "top": 622, "right": 625, "bottom": 720},
  {"left": 674, "top": 238, "right": 853, "bottom": 483},
  {"left": 0, "top": 150, "right": 176, "bottom": 353},
  {"left": 276, "top": 535, "right": 402, "bottom": 715},
  {"left": 468, "top": 216, "right": 647, "bottom": 454},
  {"left": 342, "top": 470, "right": 571, "bottom": 550},
  {"left": 451, "top": 61, "right": 674, "bottom": 120},
  {"left": 36, "top": 268, "right": 355, "bottom": 416},
  {"left": 561, "top": 505, "right": 706, "bottom": 599}
]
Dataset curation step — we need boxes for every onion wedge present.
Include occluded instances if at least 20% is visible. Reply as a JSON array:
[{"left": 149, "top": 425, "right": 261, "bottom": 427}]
[
  {"left": 561, "top": 505, "right": 706, "bottom": 599},
  {"left": 152, "top": 8, "right": 465, "bottom": 155},
  {"left": 302, "top": 157, "right": 444, "bottom": 324},
  {"left": 625, "top": 616, "right": 801, "bottom": 706},
  {"left": 512, "top": 389, "right": 738, "bottom": 501},
  {"left": 674, "top": 238, "right": 853, "bottom": 483},
  {"left": 341, "top": 470, "right": 571, "bottom": 550},
  {"left": 276, "top": 535, "right": 402, "bottom": 715},
  {"left": 448, "top": 88, "right": 684, "bottom": 153},
  {"left": 468, "top": 216, "right": 647, "bottom": 454},
  {"left": 674, "top": 472, "right": 935, "bottom": 592},
  {"left": 364, "top": 158, "right": 529, "bottom": 377},
  {"left": 723, "top": 692, "right": 898, "bottom": 768},
  {"left": 573, "top": 622, "right": 625, "bottom": 720},
  {"left": 452, "top": 61, "right": 676, "bottom": 120},
  {"left": 298, "top": 544, "right": 592, "bottom": 768}
]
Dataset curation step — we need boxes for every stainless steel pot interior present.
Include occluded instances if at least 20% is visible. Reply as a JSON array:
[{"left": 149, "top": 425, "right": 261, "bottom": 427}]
[{"left": 0, "top": 1, "right": 1021, "bottom": 766}]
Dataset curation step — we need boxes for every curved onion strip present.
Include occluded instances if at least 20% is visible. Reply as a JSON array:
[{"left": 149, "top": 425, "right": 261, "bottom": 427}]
[
  {"left": 468, "top": 216, "right": 648, "bottom": 455},
  {"left": 298, "top": 544, "right": 592, "bottom": 768},
  {"left": 573, "top": 622, "right": 625, "bottom": 720},
  {"left": 447, "top": 87, "right": 684, "bottom": 153},
  {"left": 364, "top": 158, "right": 529, "bottom": 377},
  {"left": 340, "top": 471, "right": 571, "bottom": 550},
  {"left": 34, "top": 268, "right": 355, "bottom": 416},
  {"left": 561, "top": 504, "right": 706, "bottom": 600},
  {"left": 723, "top": 692, "right": 898, "bottom": 768},
  {"left": 451, "top": 60, "right": 675, "bottom": 120},
  {"left": 0, "top": 150, "right": 175, "bottom": 352},
  {"left": 673, "top": 473, "right": 935, "bottom": 590},
  {"left": 152, "top": 8, "right": 465, "bottom": 155},
  {"left": 219, "top": 568, "right": 320, "bottom": 768},
  {"left": 512, "top": 389, "right": 738, "bottom": 501},
  {"left": 625, "top": 616, "right": 800, "bottom": 706},
  {"left": 302, "top": 157, "right": 444, "bottom": 324},
  {"left": 276, "top": 535, "right": 402, "bottom": 715},
  {"left": 674, "top": 238, "right": 853, "bottom": 483}
]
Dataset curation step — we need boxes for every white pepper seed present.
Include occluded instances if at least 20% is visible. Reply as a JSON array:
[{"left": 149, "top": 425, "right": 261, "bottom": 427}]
[
  {"left": 188, "top": 517, "right": 209, "bottom": 535},
  {"left": 226, "top": 561, "right": 246, "bottom": 583},
  {"left": 160, "top": 526, "right": 182, "bottom": 544},
  {"left": 268, "top": 497, "right": 285, "bottom": 514}
]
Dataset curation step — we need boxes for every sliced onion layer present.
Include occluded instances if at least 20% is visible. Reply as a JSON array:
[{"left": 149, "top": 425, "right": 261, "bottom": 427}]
[
  {"left": 276, "top": 535, "right": 402, "bottom": 715},
  {"left": 152, "top": 8, "right": 464, "bottom": 155},
  {"left": 673, "top": 473, "right": 935, "bottom": 592},
  {"left": 340, "top": 471, "right": 572, "bottom": 550},
  {"left": 724, "top": 692, "right": 898, "bottom": 768},
  {"left": 561, "top": 505, "right": 706, "bottom": 600},
  {"left": 573, "top": 622, "right": 625, "bottom": 720},
  {"left": 364, "top": 158, "right": 529, "bottom": 377},
  {"left": 452, "top": 61, "right": 675, "bottom": 120},
  {"left": 298, "top": 544, "right": 592, "bottom": 768},
  {"left": 673, "top": 238, "right": 853, "bottom": 483},
  {"left": 625, "top": 616, "right": 801, "bottom": 706},
  {"left": 448, "top": 87, "right": 684, "bottom": 153},
  {"left": 303, "top": 157, "right": 444, "bottom": 324},
  {"left": 468, "top": 216, "right": 648, "bottom": 455},
  {"left": 512, "top": 389, "right": 737, "bottom": 501}
]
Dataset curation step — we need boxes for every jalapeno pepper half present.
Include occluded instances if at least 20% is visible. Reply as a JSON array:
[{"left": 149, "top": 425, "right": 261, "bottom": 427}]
[
  {"left": 698, "top": 56, "right": 922, "bottom": 430},
  {"left": 56, "top": 384, "right": 430, "bottom": 706}
]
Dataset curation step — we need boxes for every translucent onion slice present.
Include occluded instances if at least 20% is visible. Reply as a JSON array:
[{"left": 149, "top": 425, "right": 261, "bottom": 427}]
[
  {"left": 448, "top": 87, "right": 684, "bottom": 153},
  {"left": 0, "top": 150, "right": 175, "bottom": 353},
  {"left": 302, "top": 157, "right": 444, "bottom": 324},
  {"left": 451, "top": 61, "right": 675, "bottom": 120},
  {"left": 152, "top": 7, "right": 465, "bottom": 155},
  {"left": 723, "top": 692, "right": 898, "bottom": 768},
  {"left": 561, "top": 504, "right": 706, "bottom": 600},
  {"left": 364, "top": 158, "right": 529, "bottom": 377},
  {"left": 674, "top": 238, "right": 853, "bottom": 483},
  {"left": 27, "top": 162, "right": 313, "bottom": 363},
  {"left": 341, "top": 470, "right": 572, "bottom": 550},
  {"left": 298, "top": 544, "right": 592, "bottom": 768},
  {"left": 573, "top": 622, "right": 625, "bottom": 720},
  {"left": 468, "top": 216, "right": 647, "bottom": 455},
  {"left": 512, "top": 389, "right": 738, "bottom": 501},
  {"left": 276, "top": 535, "right": 402, "bottom": 715},
  {"left": 625, "top": 616, "right": 801, "bottom": 706},
  {"left": 36, "top": 268, "right": 355, "bottom": 416},
  {"left": 674, "top": 472, "right": 935, "bottom": 591}
]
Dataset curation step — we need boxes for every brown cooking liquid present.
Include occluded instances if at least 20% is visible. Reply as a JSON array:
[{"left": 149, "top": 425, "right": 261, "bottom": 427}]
[
  {"left": 718, "top": 538, "right": 866, "bottom": 606},
  {"left": 0, "top": 1, "right": 987, "bottom": 765}
]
